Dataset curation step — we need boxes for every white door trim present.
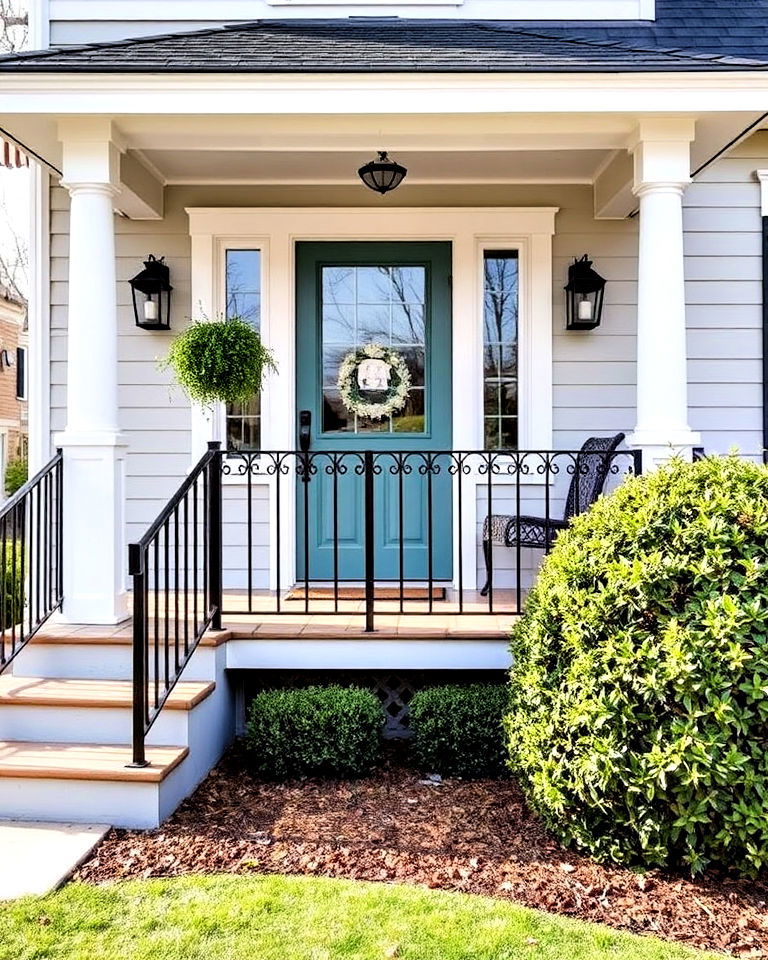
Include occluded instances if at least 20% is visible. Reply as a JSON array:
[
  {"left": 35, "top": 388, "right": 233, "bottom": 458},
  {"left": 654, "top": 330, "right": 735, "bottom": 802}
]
[{"left": 187, "top": 205, "right": 557, "bottom": 589}]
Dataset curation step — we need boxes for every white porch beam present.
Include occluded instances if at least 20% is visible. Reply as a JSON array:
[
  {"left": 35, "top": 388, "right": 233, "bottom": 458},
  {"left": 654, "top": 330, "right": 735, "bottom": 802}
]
[
  {"left": 628, "top": 119, "right": 700, "bottom": 469},
  {"left": 55, "top": 118, "right": 128, "bottom": 624},
  {"left": 117, "top": 149, "right": 164, "bottom": 220},
  {"left": 593, "top": 150, "right": 635, "bottom": 220}
]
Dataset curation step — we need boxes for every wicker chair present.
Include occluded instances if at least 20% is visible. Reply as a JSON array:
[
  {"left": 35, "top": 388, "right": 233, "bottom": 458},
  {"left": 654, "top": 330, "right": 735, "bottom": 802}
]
[{"left": 480, "top": 433, "right": 626, "bottom": 597}]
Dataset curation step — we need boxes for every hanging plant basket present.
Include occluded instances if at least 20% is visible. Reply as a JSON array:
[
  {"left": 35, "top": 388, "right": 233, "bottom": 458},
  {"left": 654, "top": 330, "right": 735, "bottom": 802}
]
[{"left": 163, "top": 316, "right": 277, "bottom": 405}]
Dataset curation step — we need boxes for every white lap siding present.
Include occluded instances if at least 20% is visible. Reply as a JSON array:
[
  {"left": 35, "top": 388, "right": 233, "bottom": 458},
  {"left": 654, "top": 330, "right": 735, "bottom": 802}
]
[
  {"left": 683, "top": 132, "right": 765, "bottom": 458},
  {"left": 47, "top": 159, "right": 765, "bottom": 589}
]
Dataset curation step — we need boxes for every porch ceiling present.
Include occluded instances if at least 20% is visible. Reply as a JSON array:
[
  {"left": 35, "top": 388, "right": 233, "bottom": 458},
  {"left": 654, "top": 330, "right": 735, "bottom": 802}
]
[
  {"left": 0, "top": 108, "right": 762, "bottom": 217},
  {"left": 137, "top": 146, "right": 609, "bottom": 184}
]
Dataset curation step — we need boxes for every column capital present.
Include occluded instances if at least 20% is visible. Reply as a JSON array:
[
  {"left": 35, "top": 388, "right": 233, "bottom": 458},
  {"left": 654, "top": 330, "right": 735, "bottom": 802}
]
[
  {"left": 58, "top": 119, "right": 123, "bottom": 191},
  {"left": 633, "top": 181, "right": 687, "bottom": 200},
  {"left": 60, "top": 181, "right": 121, "bottom": 200},
  {"left": 630, "top": 118, "right": 695, "bottom": 197}
]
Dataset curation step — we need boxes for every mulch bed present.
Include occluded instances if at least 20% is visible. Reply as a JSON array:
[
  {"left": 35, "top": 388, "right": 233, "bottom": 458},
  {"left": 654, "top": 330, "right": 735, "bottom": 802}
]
[{"left": 75, "top": 743, "right": 768, "bottom": 958}]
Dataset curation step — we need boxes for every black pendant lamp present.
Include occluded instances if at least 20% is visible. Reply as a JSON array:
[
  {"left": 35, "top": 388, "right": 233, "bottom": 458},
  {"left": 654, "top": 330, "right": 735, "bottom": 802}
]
[{"left": 357, "top": 151, "right": 407, "bottom": 195}]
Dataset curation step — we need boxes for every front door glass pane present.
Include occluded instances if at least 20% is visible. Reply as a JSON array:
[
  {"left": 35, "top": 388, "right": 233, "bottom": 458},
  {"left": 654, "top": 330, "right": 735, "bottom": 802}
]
[{"left": 321, "top": 265, "right": 427, "bottom": 434}]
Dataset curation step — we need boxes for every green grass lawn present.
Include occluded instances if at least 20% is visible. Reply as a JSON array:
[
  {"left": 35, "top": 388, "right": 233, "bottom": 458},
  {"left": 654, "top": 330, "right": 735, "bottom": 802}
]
[{"left": 0, "top": 874, "right": 717, "bottom": 960}]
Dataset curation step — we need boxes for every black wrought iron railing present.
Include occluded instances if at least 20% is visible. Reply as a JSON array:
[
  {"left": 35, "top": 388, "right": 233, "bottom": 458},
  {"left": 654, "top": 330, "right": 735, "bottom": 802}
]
[
  {"left": 0, "top": 450, "right": 63, "bottom": 675},
  {"left": 128, "top": 441, "right": 222, "bottom": 767},
  {"left": 220, "top": 447, "right": 642, "bottom": 628}
]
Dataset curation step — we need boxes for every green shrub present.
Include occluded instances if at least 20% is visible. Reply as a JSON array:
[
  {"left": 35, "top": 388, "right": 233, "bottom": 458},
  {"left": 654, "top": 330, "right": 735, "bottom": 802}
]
[
  {"left": 506, "top": 455, "right": 768, "bottom": 877},
  {"left": 4, "top": 458, "right": 27, "bottom": 497},
  {"left": 410, "top": 683, "right": 509, "bottom": 778},
  {"left": 163, "top": 316, "right": 277, "bottom": 406},
  {"left": 0, "top": 542, "right": 23, "bottom": 629},
  {"left": 245, "top": 685, "right": 383, "bottom": 779}
]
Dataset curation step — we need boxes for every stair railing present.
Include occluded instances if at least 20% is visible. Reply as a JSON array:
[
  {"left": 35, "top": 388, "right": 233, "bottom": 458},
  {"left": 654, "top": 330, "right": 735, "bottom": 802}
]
[
  {"left": 128, "top": 441, "right": 222, "bottom": 767},
  {"left": 0, "top": 450, "right": 64, "bottom": 675}
]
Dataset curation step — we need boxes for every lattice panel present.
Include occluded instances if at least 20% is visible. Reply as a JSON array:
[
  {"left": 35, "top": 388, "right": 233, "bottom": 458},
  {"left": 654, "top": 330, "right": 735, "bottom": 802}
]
[{"left": 368, "top": 674, "right": 418, "bottom": 739}]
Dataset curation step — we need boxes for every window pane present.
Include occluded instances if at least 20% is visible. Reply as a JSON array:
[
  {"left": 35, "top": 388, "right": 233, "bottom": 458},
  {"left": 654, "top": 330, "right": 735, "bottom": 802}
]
[
  {"left": 483, "top": 251, "right": 519, "bottom": 451},
  {"left": 225, "top": 249, "right": 261, "bottom": 449}
]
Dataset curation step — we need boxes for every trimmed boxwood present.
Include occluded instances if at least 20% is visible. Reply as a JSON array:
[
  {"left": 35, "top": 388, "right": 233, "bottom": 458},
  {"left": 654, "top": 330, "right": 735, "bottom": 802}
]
[
  {"left": 506, "top": 455, "right": 768, "bottom": 877},
  {"left": 410, "top": 683, "right": 509, "bottom": 778},
  {"left": 245, "top": 685, "right": 383, "bottom": 779}
]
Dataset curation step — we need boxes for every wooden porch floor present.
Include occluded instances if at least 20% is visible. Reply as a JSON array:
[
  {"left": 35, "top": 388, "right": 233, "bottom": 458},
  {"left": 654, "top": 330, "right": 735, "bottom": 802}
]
[{"left": 36, "top": 590, "right": 518, "bottom": 642}]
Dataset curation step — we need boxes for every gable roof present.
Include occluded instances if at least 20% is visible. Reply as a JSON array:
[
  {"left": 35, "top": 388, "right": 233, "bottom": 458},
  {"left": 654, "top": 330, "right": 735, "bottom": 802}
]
[{"left": 0, "top": 0, "right": 767, "bottom": 74}]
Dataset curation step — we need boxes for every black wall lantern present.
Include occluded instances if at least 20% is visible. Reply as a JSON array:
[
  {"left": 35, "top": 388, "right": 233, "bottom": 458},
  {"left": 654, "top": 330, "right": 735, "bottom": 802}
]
[
  {"left": 357, "top": 151, "right": 407, "bottom": 195},
  {"left": 129, "top": 254, "right": 172, "bottom": 330},
  {"left": 565, "top": 254, "right": 606, "bottom": 331}
]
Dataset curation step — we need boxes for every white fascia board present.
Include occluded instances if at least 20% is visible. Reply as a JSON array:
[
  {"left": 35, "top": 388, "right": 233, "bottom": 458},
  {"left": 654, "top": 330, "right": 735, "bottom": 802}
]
[
  {"left": 50, "top": 0, "right": 652, "bottom": 20},
  {"left": 2, "top": 72, "right": 768, "bottom": 116}
]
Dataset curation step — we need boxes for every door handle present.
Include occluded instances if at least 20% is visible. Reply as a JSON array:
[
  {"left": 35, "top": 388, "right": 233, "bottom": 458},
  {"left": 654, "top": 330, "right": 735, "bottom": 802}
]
[{"left": 298, "top": 410, "right": 311, "bottom": 452}]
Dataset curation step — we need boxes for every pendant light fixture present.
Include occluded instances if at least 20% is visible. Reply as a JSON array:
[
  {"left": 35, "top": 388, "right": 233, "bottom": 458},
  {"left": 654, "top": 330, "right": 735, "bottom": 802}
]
[{"left": 357, "top": 151, "right": 407, "bottom": 195}]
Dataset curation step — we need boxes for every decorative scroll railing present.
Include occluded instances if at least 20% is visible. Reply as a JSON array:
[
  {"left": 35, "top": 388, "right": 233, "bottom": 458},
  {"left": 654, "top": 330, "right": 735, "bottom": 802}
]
[
  {"left": 219, "top": 447, "right": 642, "bottom": 629},
  {"left": 0, "top": 450, "right": 63, "bottom": 675}
]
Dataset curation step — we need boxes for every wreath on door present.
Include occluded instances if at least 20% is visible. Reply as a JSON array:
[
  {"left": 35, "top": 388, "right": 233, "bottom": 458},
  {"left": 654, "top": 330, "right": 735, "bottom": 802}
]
[{"left": 337, "top": 343, "right": 411, "bottom": 421}]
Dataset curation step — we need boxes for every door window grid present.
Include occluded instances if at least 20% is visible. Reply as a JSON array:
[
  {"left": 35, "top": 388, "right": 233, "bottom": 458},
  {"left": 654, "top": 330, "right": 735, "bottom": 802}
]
[
  {"left": 321, "top": 265, "right": 427, "bottom": 435},
  {"left": 483, "top": 251, "right": 519, "bottom": 450},
  {"left": 224, "top": 249, "right": 261, "bottom": 450}
]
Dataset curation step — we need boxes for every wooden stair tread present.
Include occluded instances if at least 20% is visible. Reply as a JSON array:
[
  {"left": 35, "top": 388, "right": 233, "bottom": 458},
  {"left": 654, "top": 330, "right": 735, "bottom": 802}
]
[
  {"left": 32, "top": 629, "right": 228, "bottom": 648},
  {"left": 0, "top": 741, "right": 188, "bottom": 783},
  {"left": 0, "top": 676, "right": 214, "bottom": 710}
]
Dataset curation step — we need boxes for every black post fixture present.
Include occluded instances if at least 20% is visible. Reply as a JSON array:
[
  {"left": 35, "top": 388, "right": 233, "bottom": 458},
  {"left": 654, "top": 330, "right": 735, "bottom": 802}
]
[
  {"left": 129, "top": 254, "right": 172, "bottom": 330},
  {"left": 565, "top": 254, "right": 606, "bottom": 331},
  {"left": 358, "top": 151, "right": 407, "bottom": 195}
]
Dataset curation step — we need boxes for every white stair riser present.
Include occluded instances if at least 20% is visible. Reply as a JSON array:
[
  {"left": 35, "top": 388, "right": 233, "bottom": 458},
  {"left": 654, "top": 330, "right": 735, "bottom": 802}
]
[
  {"left": 11, "top": 644, "right": 218, "bottom": 682},
  {"left": 0, "top": 777, "right": 163, "bottom": 829},
  {"left": 0, "top": 703, "right": 190, "bottom": 746}
]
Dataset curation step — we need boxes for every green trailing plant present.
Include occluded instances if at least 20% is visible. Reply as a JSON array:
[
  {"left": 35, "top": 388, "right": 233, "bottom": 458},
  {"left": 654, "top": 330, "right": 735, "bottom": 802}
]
[
  {"left": 163, "top": 316, "right": 277, "bottom": 406},
  {"left": 4, "top": 458, "right": 27, "bottom": 497},
  {"left": 245, "top": 685, "right": 384, "bottom": 779},
  {"left": 410, "top": 683, "right": 509, "bottom": 778},
  {"left": 506, "top": 454, "right": 768, "bottom": 877}
]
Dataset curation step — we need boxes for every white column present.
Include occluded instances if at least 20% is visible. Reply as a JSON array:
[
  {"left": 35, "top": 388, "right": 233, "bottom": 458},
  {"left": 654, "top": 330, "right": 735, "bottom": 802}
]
[
  {"left": 628, "top": 120, "right": 700, "bottom": 469},
  {"left": 56, "top": 120, "right": 128, "bottom": 624}
]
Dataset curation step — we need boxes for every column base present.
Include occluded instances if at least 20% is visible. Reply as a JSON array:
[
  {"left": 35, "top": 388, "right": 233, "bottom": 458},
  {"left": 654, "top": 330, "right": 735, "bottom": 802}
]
[
  {"left": 55, "top": 430, "right": 130, "bottom": 626},
  {"left": 628, "top": 429, "right": 701, "bottom": 471}
]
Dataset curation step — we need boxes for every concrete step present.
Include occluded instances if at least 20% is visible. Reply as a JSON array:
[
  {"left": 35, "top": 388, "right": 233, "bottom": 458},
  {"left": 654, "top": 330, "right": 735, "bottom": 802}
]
[{"left": 0, "top": 676, "right": 215, "bottom": 745}]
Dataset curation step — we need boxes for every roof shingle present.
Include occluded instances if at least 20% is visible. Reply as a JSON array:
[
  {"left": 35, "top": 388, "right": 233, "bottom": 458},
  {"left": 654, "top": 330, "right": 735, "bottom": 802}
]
[{"left": 0, "top": 0, "right": 766, "bottom": 73}]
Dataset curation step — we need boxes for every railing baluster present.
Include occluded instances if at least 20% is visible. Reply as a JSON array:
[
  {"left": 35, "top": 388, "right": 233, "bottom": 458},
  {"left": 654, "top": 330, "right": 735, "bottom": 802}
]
[
  {"left": 207, "top": 444, "right": 222, "bottom": 631},
  {"left": 427, "top": 454, "right": 434, "bottom": 615},
  {"left": 364, "top": 450, "right": 375, "bottom": 633},
  {"left": 398, "top": 453, "right": 405, "bottom": 615},
  {"left": 515, "top": 453, "right": 522, "bottom": 616}
]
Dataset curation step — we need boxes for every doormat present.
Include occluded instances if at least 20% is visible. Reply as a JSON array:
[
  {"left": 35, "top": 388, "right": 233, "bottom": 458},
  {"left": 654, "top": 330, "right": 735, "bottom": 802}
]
[{"left": 285, "top": 586, "right": 447, "bottom": 601}]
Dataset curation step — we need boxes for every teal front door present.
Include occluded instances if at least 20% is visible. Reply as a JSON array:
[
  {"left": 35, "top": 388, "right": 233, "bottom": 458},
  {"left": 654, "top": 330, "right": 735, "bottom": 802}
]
[{"left": 296, "top": 241, "right": 453, "bottom": 582}]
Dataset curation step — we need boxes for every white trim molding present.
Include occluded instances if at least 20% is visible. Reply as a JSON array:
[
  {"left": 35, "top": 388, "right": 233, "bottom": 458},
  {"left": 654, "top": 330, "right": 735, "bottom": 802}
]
[
  {"left": 756, "top": 169, "right": 768, "bottom": 217},
  {"left": 49, "top": 0, "right": 652, "bottom": 21},
  {"left": 27, "top": 163, "right": 51, "bottom": 473},
  {"left": 187, "top": 205, "right": 557, "bottom": 590}
]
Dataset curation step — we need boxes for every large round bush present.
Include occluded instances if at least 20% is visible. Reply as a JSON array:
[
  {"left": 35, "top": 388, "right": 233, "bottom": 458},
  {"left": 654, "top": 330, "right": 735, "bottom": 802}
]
[{"left": 506, "top": 455, "right": 768, "bottom": 876}]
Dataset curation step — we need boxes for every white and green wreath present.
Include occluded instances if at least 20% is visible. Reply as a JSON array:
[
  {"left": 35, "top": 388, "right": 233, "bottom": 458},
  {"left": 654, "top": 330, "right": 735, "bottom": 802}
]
[{"left": 337, "top": 342, "right": 411, "bottom": 421}]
